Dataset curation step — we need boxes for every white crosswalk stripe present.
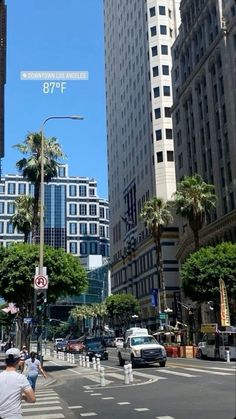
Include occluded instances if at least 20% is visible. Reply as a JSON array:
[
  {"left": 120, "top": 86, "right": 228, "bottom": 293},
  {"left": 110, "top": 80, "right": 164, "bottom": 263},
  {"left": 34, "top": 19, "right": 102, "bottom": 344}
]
[
  {"left": 156, "top": 369, "right": 199, "bottom": 378},
  {"left": 184, "top": 367, "right": 234, "bottom": 375},
  {"left": 22, "top": 389, "right": 66, "bottom": 418}
]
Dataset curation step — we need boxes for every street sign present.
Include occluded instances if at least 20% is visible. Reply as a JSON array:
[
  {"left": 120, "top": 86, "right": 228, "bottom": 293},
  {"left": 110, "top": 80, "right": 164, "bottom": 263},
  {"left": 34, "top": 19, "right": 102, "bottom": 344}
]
[
  {"left": 34, "top": 275, "right": 48, "bottom": 290},
  {"left": 159, "top": 313, "right": 167, "bottom": 320},
  {"left": 23, "top": 317, "right": 32, "bottom": 324}
]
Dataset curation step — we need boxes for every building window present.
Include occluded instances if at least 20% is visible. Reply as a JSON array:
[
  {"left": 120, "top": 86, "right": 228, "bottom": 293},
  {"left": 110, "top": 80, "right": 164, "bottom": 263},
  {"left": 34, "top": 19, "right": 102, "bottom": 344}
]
[
  {"left": 69, "top": 223, "right": 77, "bottom": 235},
  {"left": 80, "top": 242, "right": 87, "bottom": 255},
  {"left": 0, "top": 202, "right": 4, "bottom": 214},
  {"left": 89, "top": 204, "right": 97, "bottom": 216},
  {"left": 152, "top": 66, "right": 159, "bottom": 77},
  {"left": 167, "top": 150, "right": 174, "bottom": 161},
  {"left": 162, "top": 65, "right": 169, "bottom": 75},
  {"left": 151, "top": 46, "right": 158, "bottom": 56},
  {"left": 69, "top": 204, "right": 77, "bottom": 215},
  {"left": 8, "top": 183, "right": 15, "bottom": 195},
  {"left": 0, "top": 221, "right": 3, "bottom": 234},
  {"left": 69, "top": 185, "right": 77, "bottom": 197},
  {"left": 159, "top": 6, "right": 166, "bottom": 15},
  {"left": 155, "top": 129, "right": 162, "bottom": 141},
  {"left": 69, "top": 242, "right": 77, "bottom": 254},
  {"left": 18, "top": 183, "right": 26, "bottom": 195},
  {"left": 0, "top": 185, "right": 4, "bottom": 194},
  {"left": 7, "top": 223, "right": 14, "bottom": 234},
  {"left": 99, "top": 207, "right": 105, "bottom": 218},
  {"left": 29, "top": 184, "right": 34, "bottom": 196},
  {"left": 157, "top": 152, "right": 163, "bottom": 163},
  {"left": 100, "top": 225, "right": 105, "bottom": 237},
  {"left": 154, "top": 108, "right": 161, "bottom": 119},
  {"left": 79, "top": 204, "right": 87, "bottom": 216},
  {"left": 90, "top": 242, "right": 97, "bottom": 254},
  {"left": 150, "top": 26, "right": 157, "bottom": 37},
  {"left": 106, "top": 208, "right": 109, "bottom": 220},
  {"left": 89, "top": 188, "right": 95, "bottom": 196},
  {"left": 7, "top": 203, "right": 15, "bottom": 214},
  {"left": 149, "top": 7, "right": 156, "bottom": 17},
  {"left": 80, "top": 223, "right": 87, "bottom": 234},
  {"left": 161, "top": 45, "right": 168, "bottom": 55},
  {"left": 90, "top": 223, "right": 97, "bottom": 235},
  {"left": 58, "top": 166, "right": 65, "bottom": 177},
  {"left": 79, "top": 185, "right": 87, "bottom": 196},
  {"left": 164, "top": 107, "right": 171, "bottom": 117},
  {"left": 153, "top": 87, "right": 160, "bottom": 98},
  {"left": 163, "top": 86, "right": 171, "bottom": 96},
  {"left": 166, "top": 129, "right": 173, "bottom": 139},
  {"left": 106, "top": 226, "right": 109, "bottom": 238},
  {"left": 160, "top": 25, "right": 167, "bottom": 35}
]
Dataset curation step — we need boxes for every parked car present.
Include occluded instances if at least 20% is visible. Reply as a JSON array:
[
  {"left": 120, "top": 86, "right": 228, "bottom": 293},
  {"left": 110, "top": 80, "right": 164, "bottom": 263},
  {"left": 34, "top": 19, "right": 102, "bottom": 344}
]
[
  {"left": 56, "top": 339, "right": 67, "bottom": 353},
  {"left": 66, "top": 338, "right": 85, "bottom": 353},
  {"left": 103, "top": 336, "right": 115, "bottom": 347},
  {"left": 113, "top": 337, "right": 124, "bottom": 348},
  {"left": 82, "top": 341, "right": 108, "bottom": 361},
  {"left": 54, "top": 338, "right": 64, "bottom": 349}
]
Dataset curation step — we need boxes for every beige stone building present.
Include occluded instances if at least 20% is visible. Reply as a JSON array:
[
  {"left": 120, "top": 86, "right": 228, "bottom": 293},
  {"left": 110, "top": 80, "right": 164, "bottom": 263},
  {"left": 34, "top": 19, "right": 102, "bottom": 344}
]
[
  {"left": 103, "top": 0, "right": 182, "bottom": 329},
  {"left": 172, "top": 0, "right": 236, "bottom": 263}
]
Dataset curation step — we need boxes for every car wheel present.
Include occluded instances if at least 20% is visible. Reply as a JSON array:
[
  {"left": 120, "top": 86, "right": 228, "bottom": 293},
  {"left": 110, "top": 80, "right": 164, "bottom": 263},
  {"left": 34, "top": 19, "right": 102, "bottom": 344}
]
[
  {"left": 118, "top": 353, "right": 125, "bottom": 366},
  {"left": 159, "top": 361, "right": 166, "bottom": 367}
]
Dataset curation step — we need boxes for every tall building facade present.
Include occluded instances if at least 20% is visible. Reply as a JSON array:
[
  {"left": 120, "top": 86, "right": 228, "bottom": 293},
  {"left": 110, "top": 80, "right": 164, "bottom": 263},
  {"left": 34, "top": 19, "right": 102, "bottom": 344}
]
[
  {"left": 104, "top": 0, "right": 181, "bottom": 328},
  {"left": 0, "top": 164, "right": 110, "bottom": 263},
  {"left": 0, "top": 0, "right": 6, "bottom": 165},
  {"left": 172, "top": 0, "right": 236, "bottom": 262}
]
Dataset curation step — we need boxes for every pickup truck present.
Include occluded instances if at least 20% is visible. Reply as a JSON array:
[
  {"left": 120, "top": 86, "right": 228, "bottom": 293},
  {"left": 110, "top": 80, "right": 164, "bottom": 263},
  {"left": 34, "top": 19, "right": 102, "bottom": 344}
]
[{"left": 117, "top": 334, "right": 167, "bottom": 367}]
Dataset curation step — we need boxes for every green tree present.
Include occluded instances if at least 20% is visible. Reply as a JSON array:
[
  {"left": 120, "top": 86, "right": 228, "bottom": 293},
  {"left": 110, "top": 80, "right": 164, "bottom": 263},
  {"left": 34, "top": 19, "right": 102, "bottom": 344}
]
[
  {"left": 105, "top": 294, "right": 140, "bottom": 330},
  {"left": 181, "top": 242, "right": 236, "bottom": 322},
  {"left": 0, "top": 243, "right": 87, "bottom": 312},
  {"left": 140, "top": 197, "right": 173, "bottom": 310},
  {"left": 14, "top": 133, "right": 65, "bottom": 242},
  {"left": 173, "top": 174, "right": 216, "bottom": 250},
  {"left": 11, "top": 196, "right": 34, "bottom": 243},
  {"left": 70, "top": 304, "right": 94, "bottom": 334}
]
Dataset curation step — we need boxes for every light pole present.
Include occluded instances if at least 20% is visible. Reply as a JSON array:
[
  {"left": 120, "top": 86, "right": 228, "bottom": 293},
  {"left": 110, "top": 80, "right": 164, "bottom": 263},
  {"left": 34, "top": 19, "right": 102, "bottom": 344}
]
[{"left": 37, "top": 115, "right": 84, "bottom": 357}]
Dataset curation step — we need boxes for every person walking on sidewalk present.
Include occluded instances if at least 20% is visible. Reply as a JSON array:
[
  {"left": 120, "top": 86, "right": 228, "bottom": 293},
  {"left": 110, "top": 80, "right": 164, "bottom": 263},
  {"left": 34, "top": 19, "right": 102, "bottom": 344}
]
[
  {"left": 24, "top": 351, "right": 47, "bottom": 391},
  {"left": 0, "top": 348, "right": 35, "bottom": 419},
  {"left": 19, "top": 345, "right": 29, "bottom": 373}
]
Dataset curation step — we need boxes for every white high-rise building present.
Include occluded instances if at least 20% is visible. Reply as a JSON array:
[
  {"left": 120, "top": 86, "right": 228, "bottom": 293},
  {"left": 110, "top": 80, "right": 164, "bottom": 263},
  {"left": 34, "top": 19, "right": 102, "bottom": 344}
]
[{"left": 104, "top": 1, "right": 182, "bottom": 329}]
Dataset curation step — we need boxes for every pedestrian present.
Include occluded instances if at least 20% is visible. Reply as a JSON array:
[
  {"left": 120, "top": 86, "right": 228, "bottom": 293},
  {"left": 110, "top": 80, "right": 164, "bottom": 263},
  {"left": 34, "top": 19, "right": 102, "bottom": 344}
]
[
  {"left": 24, "top": 351, "right": 47, "bottom": 391},
  {"left": 19, "top": 345, "right": 29, "bottom": 373},
  {"left": 0, "top": 348, "right": 35, "bottom": 419}
]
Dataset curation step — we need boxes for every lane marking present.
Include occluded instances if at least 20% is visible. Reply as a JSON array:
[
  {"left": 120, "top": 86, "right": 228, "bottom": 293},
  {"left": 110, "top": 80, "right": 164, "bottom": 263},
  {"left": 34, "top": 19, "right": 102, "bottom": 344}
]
[
  {"left": 185, "top": 367, "right": 234, "bottom": 376},
  {"left": 117, "top": 402, "right": 131, "bottom": 405},
  {"left": 21, "top": 415, "right": 65, "bottom": 419},
  {"left": 156, "top": 416, "right": 175, "bottom": 419},
  {"left": 132, "top": 371, "right": 166, "bottom": 380},
  {"left": 90, "top": 393, "right": 102, "bottom": 396},
  {"left": 22, "top": 406, "right": 63, "bottom": 412},
  {"left": 134, "top": 408, "right": 150, "bottom": 411},
  {"left": 157, "top": 369, "right": 199, "bottom": 378},
  {"left": 69, "top": 405, "right": 83, "bottom": 409},
  {"left": 80, "top": 414, "right": 97, "bottom": 417},
  {"left": 102, "top": 397, "right": 115, "bottom": 400}
]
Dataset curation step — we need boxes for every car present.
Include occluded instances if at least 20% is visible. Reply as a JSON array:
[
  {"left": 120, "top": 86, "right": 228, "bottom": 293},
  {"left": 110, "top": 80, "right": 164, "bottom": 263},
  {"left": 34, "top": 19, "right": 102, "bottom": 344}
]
[
  {"left": 56, "top": 339, "right": 67, "bottom": 352},
  {"left": 66, "top": 338, "right": 85, "bottom": 353},
  {"left": 54, "top": 338, "right": 64, "bottom": 348},
  {"left": 103, "top": 336, "right": 115, "bottom": 347},
  {"left": 113, "top": 337, "right": 124, "bottom": 348},
  {"left": 82, "top": 341, "right": 108, "bottom": 361}
]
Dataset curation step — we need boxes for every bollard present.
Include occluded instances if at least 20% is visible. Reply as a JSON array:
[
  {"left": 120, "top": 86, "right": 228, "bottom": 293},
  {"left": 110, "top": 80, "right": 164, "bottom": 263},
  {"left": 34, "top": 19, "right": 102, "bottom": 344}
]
[
  {"left": 124, "top": 364, "right": 130, "bottom": 385},
  {"left": 100, "top": 366, "right": 105, "bottom": 386},
  {"left": 96, "top": 358, "right": 101, "bottom": 372},
  {"left": 62, "top": 352, "right": 65, "bottom": 361},
  {"left": 86, "top": 356, "right": 90, "bottom": 368},
  {"left": 92, "top": 357, "right": 96, "bottom": 370},
  {"left": 82, "top": 355, "right": 86, "bottom": 367},
  {"left": 71, "top": 354, "right": 75, "bottom": 364},
  {"left": 69, "top": 353, "right": 72, "bottom": 363},
  {"left": 128, "top": 362, "right": 133, "bottom": 382},
  {"left": 226, "top": 349, "right": 230, "bottom": 363},
  {"left": 67, "top": 353, "right": 69, "bottom": 362},
  {"left": 79, "top": 354, "right": 82, "bottom": 366},
  {"left": 53, "top": 350, "right": 57, "bottom": 358}
]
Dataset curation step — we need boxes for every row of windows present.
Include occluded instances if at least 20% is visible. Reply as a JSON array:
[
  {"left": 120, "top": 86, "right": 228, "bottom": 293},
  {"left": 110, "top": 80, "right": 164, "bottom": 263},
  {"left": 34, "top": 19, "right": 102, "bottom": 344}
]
[
  {"left": 0, "top": 202, "right": 15, "bottom": 214},
  {"left": 154, "top": 107, "right": 171, "bottom": 119},
  {"left": 69, "top": 241, "right": 110, "bottom": 256},
  {"left": 69, "top": 185, "right": 95, "bottom": 197},
  {"left": 68, "top": 222, "right": 109, "bottom": 238},
  {"left": 156, "top": 150, "right": 174, "bottom": 163},
  {"left": 152, "top": 65, "right": 170, "bottom": 77},
  {"left": 150, "top": 24, "right": 168, "bottom": 37},
  {"left": 155, "top": 128, "right": 173, "bottom": 141},
  {"left": 149, "top": 5, "right": 171, "bottom": 18},
  {"left": 153, "top": 85, "right": 171, "bottom": 97},
  {"left": 151, "top": 44, "right": 169, "bottom": 56},
  {"left": 69, "top": 203, "right": 97, "bottom": 216},
  {"left": 0, "top": 183, "right": 34, "bottom": 195}
]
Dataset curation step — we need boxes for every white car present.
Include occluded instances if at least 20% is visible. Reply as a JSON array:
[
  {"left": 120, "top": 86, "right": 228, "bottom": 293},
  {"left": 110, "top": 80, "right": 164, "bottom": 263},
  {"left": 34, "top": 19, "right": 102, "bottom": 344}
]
[
  {"left": 114, "top": 337, "right": 124, "bottom": 348},
  {"left": 54, "top": 338, "right": 64, "bottom": 348}
]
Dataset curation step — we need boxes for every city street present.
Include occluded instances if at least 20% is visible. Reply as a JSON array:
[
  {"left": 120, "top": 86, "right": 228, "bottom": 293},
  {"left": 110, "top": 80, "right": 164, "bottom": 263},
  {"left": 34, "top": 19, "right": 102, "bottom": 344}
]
[{"left": 19, "top": 349, "right": 236, "bottom": 419}]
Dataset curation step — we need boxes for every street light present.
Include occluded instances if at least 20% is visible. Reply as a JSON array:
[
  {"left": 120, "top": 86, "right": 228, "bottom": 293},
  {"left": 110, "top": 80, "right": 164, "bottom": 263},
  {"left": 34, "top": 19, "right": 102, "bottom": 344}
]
[{"left": 39, "top": 115, "right": 84, "bottom": 275}]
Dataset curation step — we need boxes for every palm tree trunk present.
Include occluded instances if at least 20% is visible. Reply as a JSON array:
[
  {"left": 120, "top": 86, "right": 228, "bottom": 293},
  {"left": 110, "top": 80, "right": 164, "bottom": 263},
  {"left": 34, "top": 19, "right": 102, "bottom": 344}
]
[{"left": 193, "top": 229, "right": 200, "bottom": 251}]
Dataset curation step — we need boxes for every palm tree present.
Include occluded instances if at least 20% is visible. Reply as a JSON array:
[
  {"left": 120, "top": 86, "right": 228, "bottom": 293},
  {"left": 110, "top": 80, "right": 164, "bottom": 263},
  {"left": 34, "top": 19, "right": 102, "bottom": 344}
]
[
  {"left": 11, "top": 196, "right": 34, "bottom": 243},
  {"left": 173, "top": 174, "right": 216, "bottom": 250},
  {"left": 14, "top": 133, "right": 65, "bottom": 242},
  {"left": 140, "top": 197, "right": 173, "bottom": 311}
]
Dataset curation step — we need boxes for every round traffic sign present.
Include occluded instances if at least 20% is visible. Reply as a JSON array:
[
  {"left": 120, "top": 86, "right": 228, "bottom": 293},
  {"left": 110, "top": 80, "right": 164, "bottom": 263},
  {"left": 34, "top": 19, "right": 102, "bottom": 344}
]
[{"left": 34, "top": 275, "right": 48, "bottom": 289}]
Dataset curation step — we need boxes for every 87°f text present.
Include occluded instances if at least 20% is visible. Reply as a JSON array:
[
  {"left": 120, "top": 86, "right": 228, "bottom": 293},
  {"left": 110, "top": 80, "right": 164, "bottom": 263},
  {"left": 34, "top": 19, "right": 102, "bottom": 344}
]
[{"left": 42, "top": 82, "right": 67, "bottom": 94}]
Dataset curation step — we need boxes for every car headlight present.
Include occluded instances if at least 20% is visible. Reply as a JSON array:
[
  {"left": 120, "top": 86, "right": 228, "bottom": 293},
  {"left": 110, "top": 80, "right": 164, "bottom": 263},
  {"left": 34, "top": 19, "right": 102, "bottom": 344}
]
[
  {"left": 133, "top": 349, "right": 141, "bottom": 357},
  {"left": 162, "top": 348, "right": 166, "bottom": 356}
]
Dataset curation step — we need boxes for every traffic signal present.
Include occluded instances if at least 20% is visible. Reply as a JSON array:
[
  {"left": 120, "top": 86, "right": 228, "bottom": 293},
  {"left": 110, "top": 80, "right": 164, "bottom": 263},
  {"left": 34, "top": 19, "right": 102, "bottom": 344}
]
[{"left": 36, "top": 291, "right": 46, "bottom": 314}]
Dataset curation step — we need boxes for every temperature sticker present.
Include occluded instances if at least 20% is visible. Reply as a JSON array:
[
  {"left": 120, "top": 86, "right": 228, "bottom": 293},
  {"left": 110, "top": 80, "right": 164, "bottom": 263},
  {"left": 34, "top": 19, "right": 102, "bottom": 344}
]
[{"left": 42, "top": 81, "right": 67, "bottom": 94}]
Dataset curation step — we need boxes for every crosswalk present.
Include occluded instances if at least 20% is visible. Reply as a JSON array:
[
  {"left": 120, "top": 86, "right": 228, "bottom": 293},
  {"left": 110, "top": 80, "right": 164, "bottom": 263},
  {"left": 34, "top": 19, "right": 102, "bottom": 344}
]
[{"left": 22, "top": 388, "right": 66, "bottom": 418}]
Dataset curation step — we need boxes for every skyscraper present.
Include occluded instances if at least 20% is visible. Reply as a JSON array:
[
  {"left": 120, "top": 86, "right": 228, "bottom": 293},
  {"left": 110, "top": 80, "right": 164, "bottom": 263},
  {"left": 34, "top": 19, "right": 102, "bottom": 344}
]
[
  {"left": 104, "top": 0, "right": 181, "bottom": 328},
  {"left": 172, "top": 0, "right": 236, "bottom": 262},
  {"left": 0, "top": 0, "right": 6, "bottom": 165}
]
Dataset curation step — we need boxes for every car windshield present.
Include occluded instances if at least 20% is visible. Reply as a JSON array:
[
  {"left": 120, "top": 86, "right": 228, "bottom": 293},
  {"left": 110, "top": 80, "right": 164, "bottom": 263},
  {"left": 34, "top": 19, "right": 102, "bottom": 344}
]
[
  {"left": 87, "top": 343, "right": 104, "bottom": 350},
  {"left": 131, "top": 336, "right": 157, "bottom": 346}
]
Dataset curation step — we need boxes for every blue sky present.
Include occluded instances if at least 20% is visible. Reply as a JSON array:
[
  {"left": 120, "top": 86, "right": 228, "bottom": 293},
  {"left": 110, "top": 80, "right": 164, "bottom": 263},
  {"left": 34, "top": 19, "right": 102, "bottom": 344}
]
[{"left": 4, "top": 0, "right": 108, "bottom": 198}]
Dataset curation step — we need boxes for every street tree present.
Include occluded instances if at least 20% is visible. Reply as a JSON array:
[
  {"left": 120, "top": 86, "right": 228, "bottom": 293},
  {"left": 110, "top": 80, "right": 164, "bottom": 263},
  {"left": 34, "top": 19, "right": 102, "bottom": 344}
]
[
  {"left": 11, "top": 196, "right": 34, "bottom": 243},
  {"left": 181, "top": 242, "right": 236, "bottom": 322},
  {"left": 14, "top": 132, "right": 65, "bottom": 242},
  {"left": 105, "top": 294, "right": 140, "bottom": 330},
  {"left": 0, "top": 242, "right": 87, "bottom": 316},
  {"left": 173, "top": 174, "right": 216, "bottom": 250},
  {"left": 140, "top": 197, "right": 173, "bottom": 310}
]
